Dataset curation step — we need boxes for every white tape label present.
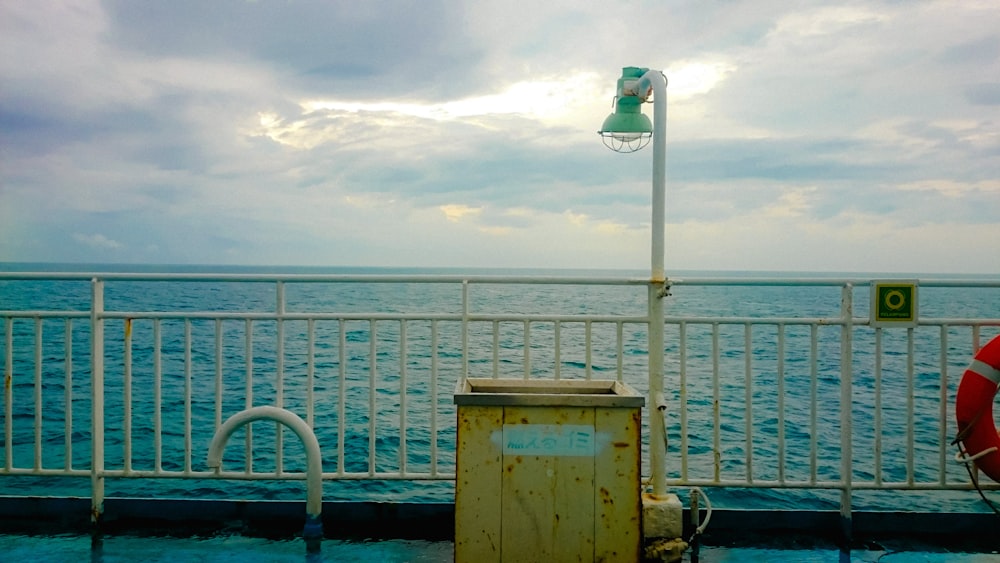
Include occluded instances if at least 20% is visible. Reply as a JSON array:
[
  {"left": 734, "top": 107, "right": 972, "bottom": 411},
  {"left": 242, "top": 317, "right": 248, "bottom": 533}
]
[{"left": 502, "top": 424, "right": 595, "bottom": 456}]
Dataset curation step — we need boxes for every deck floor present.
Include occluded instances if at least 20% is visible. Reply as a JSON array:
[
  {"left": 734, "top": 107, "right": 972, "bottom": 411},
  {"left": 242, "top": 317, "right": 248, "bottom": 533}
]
[{"left": 2, "top": 533, "right": 997, "bottom": 562}]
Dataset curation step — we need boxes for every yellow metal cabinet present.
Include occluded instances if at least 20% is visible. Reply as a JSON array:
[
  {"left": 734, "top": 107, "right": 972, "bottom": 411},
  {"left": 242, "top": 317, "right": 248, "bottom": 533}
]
[{"left": 454, "top": 379, "right": 644, "bottom": 562}]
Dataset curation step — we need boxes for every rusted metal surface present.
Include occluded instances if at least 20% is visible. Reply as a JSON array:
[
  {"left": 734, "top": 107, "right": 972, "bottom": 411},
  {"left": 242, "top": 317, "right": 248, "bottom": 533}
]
[{"left": 455, "top": 405, "right": 503, "bottom": 562}]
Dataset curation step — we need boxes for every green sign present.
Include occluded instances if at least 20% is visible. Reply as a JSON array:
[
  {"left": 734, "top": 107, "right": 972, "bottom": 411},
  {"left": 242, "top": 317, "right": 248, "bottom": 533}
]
[{"left": 871, "top": 281, "right": 918, "bottom": 328}]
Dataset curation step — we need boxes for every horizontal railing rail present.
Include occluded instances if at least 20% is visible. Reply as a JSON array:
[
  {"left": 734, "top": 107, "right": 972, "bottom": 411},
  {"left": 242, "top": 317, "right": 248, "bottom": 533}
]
[{"left": 2, "top": 272, "right": 999, "bottom": 522}]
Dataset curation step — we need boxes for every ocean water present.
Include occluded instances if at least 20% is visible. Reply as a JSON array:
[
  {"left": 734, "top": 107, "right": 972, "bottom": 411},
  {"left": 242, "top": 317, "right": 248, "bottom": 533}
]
[{"left": 1, "top": 263, "right": 999, "bottom": 514}]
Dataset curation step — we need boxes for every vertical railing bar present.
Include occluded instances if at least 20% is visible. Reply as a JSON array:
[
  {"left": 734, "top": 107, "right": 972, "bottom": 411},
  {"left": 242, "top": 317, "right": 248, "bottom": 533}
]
[
  {"left": 554, "top": 321, "right": 562, "bottom": 381},
  {"left": 969, "top": 324, "right": 982, "bottom": 485},
  {"left": 678, "top": 321, "right": 688, "bottom": 481},
  {"left": 616, "top": 321, "right": 624, "bottom": 382},
  {"left": 492, "top": 320, "right": 499, "bottom": 379},
  {"left": 874, "top": 328, "right": 883, "bottom": 487},
  {"left": 400, "top": 320, "right": 408, "bottom": 476},
  {"left": 585, "top": 321, "right": 593, "bottom": 380},
  {"left": 4, "top": 317, "right": 12, "bottom": 471},
  {"left": 744, "top": 323, "right": 753, "bottom": 484},
  {"left": 430, "top": 320, "right": 439, "bottom": 476},
  {"left": 153, "top": 320, "right": 162, "bottom": 472},
  {"left": 777, "top": 324, "right": 785, "bottom": 484},
  {"left": 839, "top": 283, "right": 854, "bottom": 538},
  {"left": 90, "top": 278, "right": 105, "bottom": 523},
  {"left": 183, "top": 319, "right": 192, "bottom": 474},
  {"left": 369, "top": 319, "right": 377, "bottom": 477},
  {"left": 809, "top": 324, "right": 818, "bottom": 485},
  {"left": 275, "top": 281, "right": 284, "bottom": 475},
  {"left": 122, "top": 318, "right": 132, "bottom": 473},
  {"left": 307, "top": 318, "right": 315, "bottom": 428},
  {"left": 938, "top": 325, "right": 948, "bottom": 485},
  {"left": 214, "top": 319, "right": 223, "bottom": 431},
  {"left": 712, "top": 323, "right": 721, "bottom": 483},
  {"left": 65, "top": 319, "right": 73, "bottom": 471},
  {"left": 906, "top": 327, "right": 915, "bottom": 486},
  {"left": 523, "top": 320, "right": 531, "bottom": 380},
  {"left": 337, "top": 319, "right": 346, "bottom": 476},
  {"left": 461, "top": 281, "right": 469, "bottom": 381},
  {"left": 34, "top": 317, "right": 42, "bottom": 471},
  {"left": 244, "top": 319, "right": 254, "bottom": 473}
]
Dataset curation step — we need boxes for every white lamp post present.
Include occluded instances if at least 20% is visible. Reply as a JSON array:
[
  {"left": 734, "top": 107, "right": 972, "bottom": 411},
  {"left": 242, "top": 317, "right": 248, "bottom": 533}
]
[{"left": 599, "top": 66, "right": 669, "bottom": 499}]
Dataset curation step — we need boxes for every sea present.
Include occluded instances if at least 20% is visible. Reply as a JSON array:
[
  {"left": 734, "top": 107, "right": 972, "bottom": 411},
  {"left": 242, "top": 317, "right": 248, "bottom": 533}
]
[{"left": 2, "top": 263, "right": 999, "bottom": 515}]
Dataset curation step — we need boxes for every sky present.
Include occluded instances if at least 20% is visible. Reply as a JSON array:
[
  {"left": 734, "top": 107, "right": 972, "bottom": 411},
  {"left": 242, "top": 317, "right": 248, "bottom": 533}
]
[{"left": 1, "top": 1, "right": 998, "bottom": 274}]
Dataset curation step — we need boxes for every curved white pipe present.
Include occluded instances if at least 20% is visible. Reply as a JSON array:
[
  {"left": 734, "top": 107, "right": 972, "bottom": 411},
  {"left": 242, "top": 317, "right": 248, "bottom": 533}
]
[
  {"left": 207, "top": 406, "right": 323, "bottom": 523},
  {"left": 636, "top": 68, "right": 670, "bottom": 498},
  {"left": 634, "top": 69, "right": 667, "bottom": 282}
]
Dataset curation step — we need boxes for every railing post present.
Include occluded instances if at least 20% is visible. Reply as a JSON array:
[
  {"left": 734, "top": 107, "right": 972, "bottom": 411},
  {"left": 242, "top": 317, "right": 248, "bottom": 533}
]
[
  {"left": 275, "top": 281, "right": 285, "bottom": 475},
  {"left": 839, "top": 283, "right": 854, "bottom": 541},
  {"left": 4, "top": 318, "right": 12, "bottom": 471},
  {"left": 461, "top": 280, "right": 469, "bottom": 381},
  {"left": 90, "top": 278, "right": 105, "bottom": 525}
]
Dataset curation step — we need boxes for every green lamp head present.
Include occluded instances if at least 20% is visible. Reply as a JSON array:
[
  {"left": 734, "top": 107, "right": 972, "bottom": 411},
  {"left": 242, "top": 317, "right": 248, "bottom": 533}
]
[{"left": 598, "top": 67, "right": 653, "bottom": 153}]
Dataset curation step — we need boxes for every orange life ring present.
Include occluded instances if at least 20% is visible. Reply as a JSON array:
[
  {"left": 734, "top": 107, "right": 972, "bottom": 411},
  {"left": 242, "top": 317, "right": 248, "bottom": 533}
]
[{"left": 955, "top": 334, "right": 1000, "bottom": 482}]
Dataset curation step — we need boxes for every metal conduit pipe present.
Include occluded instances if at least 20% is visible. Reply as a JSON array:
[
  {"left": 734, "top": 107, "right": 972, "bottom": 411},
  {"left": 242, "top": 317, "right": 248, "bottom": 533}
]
[
  {"left": 207, "top": 406, "right": 323, "bottom": 539},
  {"left": 634, "top": 68, "right": 669, "bottom": 498}
]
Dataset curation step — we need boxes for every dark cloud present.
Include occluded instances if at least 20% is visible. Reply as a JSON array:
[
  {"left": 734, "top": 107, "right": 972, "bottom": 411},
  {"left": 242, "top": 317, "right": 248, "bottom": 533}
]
[
  {"left": 324, "top": 135, "right": 641, "bottom": 213},
  {"left": 0, "top": 80, "right": 225, "bottom": 172},
  {"left": 964, "top": 83, "right": 1000, "bottom": 106},
  {"left": 0, "top": 102, "right": 90, "bottom": 156},
  {"left": 668, "top": 137, "right": 892, "bottom": 182},
  {"left": 101, "top": 0, "right": 485, "bottom": 97},
  {"left": 939, "top": 35, "right": 1000, "bottom": 64}
]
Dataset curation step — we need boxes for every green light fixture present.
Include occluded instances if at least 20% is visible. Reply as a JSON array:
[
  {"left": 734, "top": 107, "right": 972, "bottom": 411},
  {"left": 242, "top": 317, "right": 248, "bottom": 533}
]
[{"left": 598, "top": 66, "right": 654, "bottom": 153}]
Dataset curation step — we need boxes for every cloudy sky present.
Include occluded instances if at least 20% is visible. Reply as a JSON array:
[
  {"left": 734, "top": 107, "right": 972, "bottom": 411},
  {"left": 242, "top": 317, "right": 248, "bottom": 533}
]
[{"left": 1, "top": 1, "right": 998, "bottom": 274}]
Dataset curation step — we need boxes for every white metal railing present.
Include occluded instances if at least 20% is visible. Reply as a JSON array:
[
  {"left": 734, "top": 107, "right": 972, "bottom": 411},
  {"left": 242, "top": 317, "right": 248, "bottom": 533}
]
[{"left": 1, "top": 272, "right": 999, "bottom": 522}]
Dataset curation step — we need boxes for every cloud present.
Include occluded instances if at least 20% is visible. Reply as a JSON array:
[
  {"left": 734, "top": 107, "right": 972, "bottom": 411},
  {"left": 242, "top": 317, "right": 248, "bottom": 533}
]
[
  {"left": 73, "top": 233, "right": 123, "bottom": 250},
  {"left": 665, "top": 61, "right": 737, "bottom": 99},
  {"left": 1, "top": 1, "right": 998, "bottom": 273},
  {"left": 896, "top": 180, "right": 1000, "bottom": 198},
  {"left": 440, "top": 204, "right": 482, "bottom": 222},
  {"left": 301, "top": 73, "right": 603, "bottom": 122},
  {"left": 769, "top": 5, "right": 888, "bottom": 38}
]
